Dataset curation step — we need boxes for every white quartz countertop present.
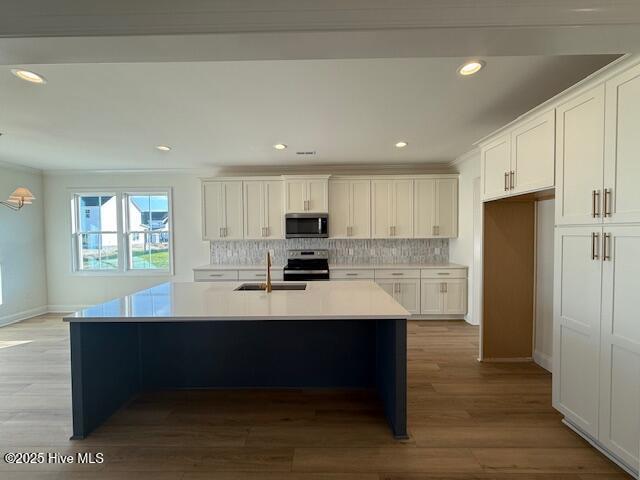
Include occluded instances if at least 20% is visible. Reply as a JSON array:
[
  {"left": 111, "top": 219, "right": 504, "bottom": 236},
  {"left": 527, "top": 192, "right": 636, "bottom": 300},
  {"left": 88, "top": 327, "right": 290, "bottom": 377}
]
[
  {"left": 328, "top": 263, "right": 466, "bottom": 270},
  {"left": 64, "top": 281, "right": 410, "bottom": 323},
  {"left": 193, "top": 264, "right": 285, "bottom": 271},
  {"left": 194, "top": 262, "right": 465, "bottom": 271}
]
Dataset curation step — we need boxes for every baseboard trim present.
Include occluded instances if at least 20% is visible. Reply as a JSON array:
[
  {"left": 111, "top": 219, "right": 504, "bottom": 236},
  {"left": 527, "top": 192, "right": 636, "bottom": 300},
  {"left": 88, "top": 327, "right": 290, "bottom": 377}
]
[
  {"left": 533, "top": 350, "right": 552, "bottom": 373},
  {"left": 562, "top": 419, "right": 638, "bottom": 478},
  {"left": 47, "top": 305, "right": 88, "bottom": 314},
  {"left": 481, "top": 357, "right": 533, "bottom": 363},
  {"left": 411, "top": 315, "right": 466, "bottom": 320},
  {"left": 0, "top": 306, "right": 48, "bottom": 327}
]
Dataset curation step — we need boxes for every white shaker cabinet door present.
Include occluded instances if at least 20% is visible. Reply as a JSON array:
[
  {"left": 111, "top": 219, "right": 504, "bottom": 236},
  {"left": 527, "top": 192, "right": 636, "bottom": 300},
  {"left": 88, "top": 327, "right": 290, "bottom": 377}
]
[
  {"left": 435, "top": 179, "right": 458, "bottom": 238},
  {"left": 222, "top": 181, "right": 244, "bottom": 239},
  {"left": 329, "top": 180, "right": 351, "bottom": 238},
  {"left": 442, "top": 279, "right": 467, "bottom": 315},
  {"left": 396, "top": 280, "right": 420, "bottom": 315},
  {"left": 202, "top": 181, "right": 244, "bottom": 240},
  {"left": 285, "top": 179, "right": 306, "bottom": 212},
  {"left": 414, "top": 178, "right": 436, "bottom": 237},
  {"left": 604, "top": 64, "right": 640, "bottom": 224},
  {"left": 553, "top": 226, "right": 603, "bottom": 437},
  {"left": 511, "top": 109, "right": 555, "bottom": 195},
  {"left": 393, "top": 179, "right": 414, "bottom": 238},
  {"left": 202, "top": 181, "right": 225, "bottom": 240},
  {"left": 372, "top": 180, "right": 394, "bottom": 238},
  {"left": 307, "top": 179, "right": 328, "bottom": 213},
  {"left": 598, "top": 226, "right": 640, "bottom": 471},
  {"left": 243, "top": 181, "right": 264, "bottom": 240},
  {"left": 376, "top": 280, "right": 395, "bottom": 298},
  {"left": 264, "top": 181, "right": 284, "bottom": 239},
  {"left": 556, "top": 85, "right": 605, "bottom": 226},
  {"left": 481, "top": 134, "right": 511, "bottom": 201},
  {"left": 350, "top": 180, "right": 371, "bottom": 238},
  {"left": 420, "top": 280, "right": 444, "bottom": 315}
]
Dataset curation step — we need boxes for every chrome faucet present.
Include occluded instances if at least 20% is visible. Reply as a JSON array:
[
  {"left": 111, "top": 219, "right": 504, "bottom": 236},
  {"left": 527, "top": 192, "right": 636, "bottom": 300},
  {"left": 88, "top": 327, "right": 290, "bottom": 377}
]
[{"left": 262, "top": 251, "right": 273, "bottom": 293}]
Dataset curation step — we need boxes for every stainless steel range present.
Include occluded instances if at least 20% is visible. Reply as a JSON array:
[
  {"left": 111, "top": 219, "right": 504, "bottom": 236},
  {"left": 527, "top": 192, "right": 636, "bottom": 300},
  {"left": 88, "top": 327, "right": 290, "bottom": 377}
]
[{"left": 283, "top": 249, "right": 330, "bottom": 281}]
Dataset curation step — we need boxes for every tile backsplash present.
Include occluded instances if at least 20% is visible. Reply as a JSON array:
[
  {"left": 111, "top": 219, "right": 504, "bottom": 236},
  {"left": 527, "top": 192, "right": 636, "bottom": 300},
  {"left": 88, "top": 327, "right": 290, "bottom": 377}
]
[{"left": 210, "top": 238, "right": 448, "bottom": 265}]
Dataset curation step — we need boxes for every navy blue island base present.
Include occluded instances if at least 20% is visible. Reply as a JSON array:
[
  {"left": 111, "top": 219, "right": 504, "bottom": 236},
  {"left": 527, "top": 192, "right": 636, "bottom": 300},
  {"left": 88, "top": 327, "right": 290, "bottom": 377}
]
[{"left": 69, "top": 318, "right": 408, "bottom": 440}]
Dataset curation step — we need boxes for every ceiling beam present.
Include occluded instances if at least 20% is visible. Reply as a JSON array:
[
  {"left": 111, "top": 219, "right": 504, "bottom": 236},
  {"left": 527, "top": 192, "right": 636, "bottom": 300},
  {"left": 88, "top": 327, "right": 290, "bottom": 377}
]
[{"left": 1, "top": 25, "right": 639, "bottom": 66}]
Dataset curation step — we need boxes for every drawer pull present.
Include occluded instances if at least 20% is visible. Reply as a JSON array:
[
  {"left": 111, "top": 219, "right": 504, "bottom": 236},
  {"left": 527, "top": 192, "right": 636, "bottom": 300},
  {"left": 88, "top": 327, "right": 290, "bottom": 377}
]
[
  {"left": 345, "top": 273, "right": 358, "bottom": 276},
  {"left": 437, "top": 272, "right": 450, "bottom": 275},
  {"left": 391, "top": 273, "right": 404, "bottom": 276},
  {"left": 209, "top": 274, "right": 224, "bottom": 277},
  {"left": 254, "top": 273, "right": 266, "bottom": 277}
]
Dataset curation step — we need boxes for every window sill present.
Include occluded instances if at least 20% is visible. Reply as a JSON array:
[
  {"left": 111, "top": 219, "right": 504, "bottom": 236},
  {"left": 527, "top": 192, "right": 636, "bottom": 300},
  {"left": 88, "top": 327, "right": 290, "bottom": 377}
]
[{"left": 70, "top": 270, "right": 173, "bottom": 277}]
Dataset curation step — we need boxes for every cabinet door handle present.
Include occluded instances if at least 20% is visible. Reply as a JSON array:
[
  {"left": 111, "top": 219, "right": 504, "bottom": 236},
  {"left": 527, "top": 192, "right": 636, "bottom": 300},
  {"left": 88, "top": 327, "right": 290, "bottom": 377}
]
[
  {"left": 435, "top": 225, "right": 439, "bottom": 236},
  {"left": 391, "top": 272, "right": 404, "bottom": 276},
  {"left": 592, "top": 190, "right": 601, "bottom": 218},
  {"left": 591, "top": 232, "right": 600, "bottom": 260},
  {"left": 444, "top": 282, "right": 448, "bottom": 293},
  {"left": 437, "top": 272, "right": 450, "bottom": 276},
  {"left": 346, "top": 273, "right": 358, "bottom": 277},
  {"left": 510, "top": 171, "right": 515, "bottom": 190},
  {"left": 504, "top": 172, "right": 509, "bottom": 191},
  {"left": 209, "top": 273, "right": 224, "bottom": 277},
  {"left": 603, "top": 233, "right": 611, "bottom": 261},
  {"left": 220, "top": 227, "right": 225, "bottom": 237},
  {"left": 604, "top": 188, "right": 612, "bottom": 217},
  {"left": 440, "top": 282, "right": 445, "bottom": 293}
]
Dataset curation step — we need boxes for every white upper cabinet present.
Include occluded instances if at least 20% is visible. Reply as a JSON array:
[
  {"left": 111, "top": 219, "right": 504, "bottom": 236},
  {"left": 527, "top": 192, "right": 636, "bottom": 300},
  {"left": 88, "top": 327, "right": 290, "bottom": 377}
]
[
  {"left": 481, "top": 134, "right": 511, "bottom": 200},
  {"left": 329, "top": 179, "right": 371, "bottom": 238},
  {"left": 243, "top": 180, "right": 283, "bottom": 240},
  {"left": 598, "top": 226, "right": 640, "bottom": 470},
  {"left": 414, "top": 178, "right": 458, "bottom": 238},
  {"left": 372, "top": 179, "right": 414, "bottom": 238},
  {"left": 511, "top": 109, "right": 555, "bottom": 195},
  {"left": 481, "top": 109, "right": 555, "bottom": 202},
  {"left": 284, "top": 176, "right": 329, "bottom": 213},
  {"left": 556, "top": 85, "right": 606, "bottom": 225},
  {"left": 604, "top": 63, "right": 640, "bottom": 224},
  {"left": 202, "top": 180, "right": 244, "bottom": 240}
]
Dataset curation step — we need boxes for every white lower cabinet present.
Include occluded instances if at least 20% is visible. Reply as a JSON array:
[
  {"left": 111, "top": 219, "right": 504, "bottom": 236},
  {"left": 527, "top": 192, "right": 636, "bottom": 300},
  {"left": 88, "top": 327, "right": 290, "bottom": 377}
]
[
  {"left": 598, "top": 226, "right": 640, "bottom": 470},
  {"left": 375, "top": 279, "right": 420, "bottom": 315},
  {"left": 420, "top": 279, "right": 467, "bottom": 315},
  {"left": 554, "top": 225, "right": 640, "bottom": 473}
]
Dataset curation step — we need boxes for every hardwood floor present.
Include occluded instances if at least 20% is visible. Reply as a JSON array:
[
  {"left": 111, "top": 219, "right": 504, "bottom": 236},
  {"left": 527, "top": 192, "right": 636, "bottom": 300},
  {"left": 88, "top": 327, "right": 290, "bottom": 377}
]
[{"left": 0, "top": 315, "right": 631, "bottom": 479}]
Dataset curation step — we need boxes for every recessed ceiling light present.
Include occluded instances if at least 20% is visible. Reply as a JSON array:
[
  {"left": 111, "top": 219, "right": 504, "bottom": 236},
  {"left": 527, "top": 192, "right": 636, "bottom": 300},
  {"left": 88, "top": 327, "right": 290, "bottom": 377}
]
[
  {"left": 11, "top": 69, "right": 47, "bottom": 84},
  {"left": 458, "top": 60, "right": 485, "bottom": 76},
  {"left": 273, "top": 144, "right": 287, "bottom": 150},
  {"left": 395, "top": 141, "right": 408, "bottom": 148},
  {"left": 156, "top": 145, "right": 171, "bottom": 151}
]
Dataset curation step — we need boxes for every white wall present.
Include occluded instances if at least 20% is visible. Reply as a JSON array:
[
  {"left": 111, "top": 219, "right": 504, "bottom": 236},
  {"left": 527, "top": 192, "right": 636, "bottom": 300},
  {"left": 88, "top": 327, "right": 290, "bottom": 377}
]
[
  {"left": 534, "top": 198, "right": 555, "bottom": 372},
  {"left": 0, "top": 162, "right": 48, "bottom": 325},
  {"left": 43, "top": 172, "right": 211, "bottom": 309},
  {"left": 449, "top": 150, "right": 480, "bottom": 324}
]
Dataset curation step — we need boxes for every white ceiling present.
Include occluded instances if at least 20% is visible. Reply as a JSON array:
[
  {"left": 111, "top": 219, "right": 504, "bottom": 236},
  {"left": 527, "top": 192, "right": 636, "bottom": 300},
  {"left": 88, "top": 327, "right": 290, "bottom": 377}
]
[{"left": 0, "top": 55, "right": 618, "bottom": 170}]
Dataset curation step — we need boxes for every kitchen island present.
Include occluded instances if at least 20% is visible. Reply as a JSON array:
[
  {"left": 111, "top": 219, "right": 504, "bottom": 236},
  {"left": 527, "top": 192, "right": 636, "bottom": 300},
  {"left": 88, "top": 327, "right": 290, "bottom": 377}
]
[{"left": 64, "top": 281, "right": 409, "bottom": 439}]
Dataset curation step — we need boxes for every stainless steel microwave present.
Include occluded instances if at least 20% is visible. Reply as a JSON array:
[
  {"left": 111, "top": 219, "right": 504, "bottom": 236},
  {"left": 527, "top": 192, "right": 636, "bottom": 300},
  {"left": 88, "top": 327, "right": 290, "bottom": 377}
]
[{"left": 285, "top": 213, "right": 328, "bottom": 238}]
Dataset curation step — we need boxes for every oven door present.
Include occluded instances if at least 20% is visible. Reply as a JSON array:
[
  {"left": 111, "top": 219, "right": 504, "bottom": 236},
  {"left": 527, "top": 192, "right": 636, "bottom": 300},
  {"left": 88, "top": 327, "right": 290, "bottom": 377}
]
[
  {"left": 285, "top": 214, "right": 328, "bottom": 238},
  {"left": 283, "top": 269, "right": 330, "bottom": 281}
]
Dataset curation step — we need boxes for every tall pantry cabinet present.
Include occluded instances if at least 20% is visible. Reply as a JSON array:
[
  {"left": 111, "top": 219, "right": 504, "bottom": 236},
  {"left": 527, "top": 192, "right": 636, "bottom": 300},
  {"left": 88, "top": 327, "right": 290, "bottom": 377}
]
[{"left": 553, "top": 60, "right": 640, "bottom": 474}]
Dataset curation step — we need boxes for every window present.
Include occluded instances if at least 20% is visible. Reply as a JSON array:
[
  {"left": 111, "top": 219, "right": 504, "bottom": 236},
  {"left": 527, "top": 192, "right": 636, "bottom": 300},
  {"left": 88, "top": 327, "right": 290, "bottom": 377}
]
[{"left": 71, "top": 190, "right": 172, "bottom": 274}]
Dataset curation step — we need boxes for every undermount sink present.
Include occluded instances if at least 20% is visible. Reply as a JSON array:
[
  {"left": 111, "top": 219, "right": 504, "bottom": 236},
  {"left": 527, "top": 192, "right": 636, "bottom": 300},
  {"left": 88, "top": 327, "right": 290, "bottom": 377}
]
[{"left": 234, "top": 283, "right": 307, "bottom": 291}]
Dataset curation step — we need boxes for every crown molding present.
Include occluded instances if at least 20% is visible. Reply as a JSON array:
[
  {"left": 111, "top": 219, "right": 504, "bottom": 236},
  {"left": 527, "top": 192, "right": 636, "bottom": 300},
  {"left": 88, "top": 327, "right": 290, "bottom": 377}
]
[
  {"left": 449, "top": 149, "right": 480, "bottom": 168},
  {"left": 0, "top": 159, "right": 43, "bottom": 174}
]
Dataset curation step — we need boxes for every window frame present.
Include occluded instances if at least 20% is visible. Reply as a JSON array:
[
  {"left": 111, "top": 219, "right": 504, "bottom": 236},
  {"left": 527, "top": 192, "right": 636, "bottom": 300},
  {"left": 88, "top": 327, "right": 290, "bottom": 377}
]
[{"left": 69, "top": 188, "right": 174, "bottom": 276}]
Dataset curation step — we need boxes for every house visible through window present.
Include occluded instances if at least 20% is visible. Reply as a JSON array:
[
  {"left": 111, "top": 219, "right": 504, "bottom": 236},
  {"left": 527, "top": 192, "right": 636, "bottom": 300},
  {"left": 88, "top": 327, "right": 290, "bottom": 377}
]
[
  {"left": 125, "top": 194, "right": 171, "bottom": 270},
  {"left": 71, "top": 190, "right": 172, "bottom": 273}
]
